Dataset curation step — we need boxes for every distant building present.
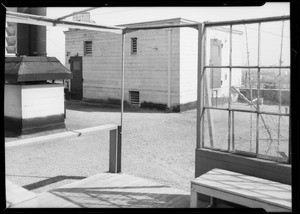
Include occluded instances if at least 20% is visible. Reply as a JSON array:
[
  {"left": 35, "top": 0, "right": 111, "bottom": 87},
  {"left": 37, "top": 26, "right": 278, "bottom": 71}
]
[{"left": 64, "top": 18, "right": 243, "bottom": 111}]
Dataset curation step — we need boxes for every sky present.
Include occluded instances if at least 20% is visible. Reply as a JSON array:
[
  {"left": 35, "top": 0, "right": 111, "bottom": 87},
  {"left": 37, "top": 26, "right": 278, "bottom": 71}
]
[{"left": 46, "top": 2, "right": 290, "bottom": 64}]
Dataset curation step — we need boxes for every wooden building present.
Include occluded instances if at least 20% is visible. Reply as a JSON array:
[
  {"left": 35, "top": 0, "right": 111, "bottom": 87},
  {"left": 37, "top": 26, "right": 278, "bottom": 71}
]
[{"left": 64, "top": 18, "right": 243, "bottom": 111}]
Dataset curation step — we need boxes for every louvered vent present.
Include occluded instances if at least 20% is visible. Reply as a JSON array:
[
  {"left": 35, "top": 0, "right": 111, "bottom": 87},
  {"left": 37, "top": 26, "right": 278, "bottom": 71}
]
[
  {"left": 131, "top": 38, "right": 137, "bottom": 54},
  {"left": 130, "top": 91, "right": 140, "bottom": 106},
  {"left": 84, "top": 41, "right": 92, "bottom": 56}
]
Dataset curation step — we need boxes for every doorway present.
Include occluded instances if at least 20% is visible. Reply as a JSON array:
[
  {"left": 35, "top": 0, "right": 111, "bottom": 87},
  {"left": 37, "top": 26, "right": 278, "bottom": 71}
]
[{"left": 69, "top": 56, "right": 83, "bottom": 100}]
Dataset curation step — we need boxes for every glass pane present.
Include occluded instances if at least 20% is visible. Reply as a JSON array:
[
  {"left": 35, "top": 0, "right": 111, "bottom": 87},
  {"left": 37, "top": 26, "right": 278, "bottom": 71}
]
[
  {"left": 260, "top": 68, "right": 290, "bottom": 114},
  {"left": 232, "top": 24, "right": 259, "bottom": 66},
  {"left": 203, "top": 109, "right": 228, "bottom": 150},
  {"left": 260, "top": 21, "right": 290, "bottom": 66},
  {"left": 205, "top": 26, "right": 230, "bottom": 66},
  {"left": 73, "top": 61, "right": 80, "bottom": 70},
  {"left": 258, "top": 114, "right": 289, "bottom": 162},
  {"left": 233, "top": 112, "right": 257, "bottom": 154},
  {"left": 204, "top": 68, "right": 229, "bottom": 108},
  {"left": 231, "top": 68, "right": 258, "bottom": 111}
]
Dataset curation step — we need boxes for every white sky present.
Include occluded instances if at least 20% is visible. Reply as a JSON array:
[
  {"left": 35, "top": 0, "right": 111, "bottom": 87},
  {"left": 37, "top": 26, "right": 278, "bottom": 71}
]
[{"left": 46, "top": 3, "right": 290, "bottom": 64}]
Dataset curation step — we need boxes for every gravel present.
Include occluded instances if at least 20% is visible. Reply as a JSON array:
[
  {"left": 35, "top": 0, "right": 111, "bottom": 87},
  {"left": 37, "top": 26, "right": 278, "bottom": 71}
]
[{"left": 5, "top": 101, "right": 196, "bottom": 193}]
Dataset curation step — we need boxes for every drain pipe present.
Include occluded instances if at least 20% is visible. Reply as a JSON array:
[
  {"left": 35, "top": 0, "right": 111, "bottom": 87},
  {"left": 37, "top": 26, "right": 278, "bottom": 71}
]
[{"left": 167, "top": 28, "right": 172, "bottom": 109}]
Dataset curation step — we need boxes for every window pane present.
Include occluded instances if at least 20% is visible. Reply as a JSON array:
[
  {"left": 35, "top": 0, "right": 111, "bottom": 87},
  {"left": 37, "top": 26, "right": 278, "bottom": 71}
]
[
  {"left": 233, "top": 112, "right": 257, "bottom": 154},
  {"left": 203, "top": 109, "right": 228, "bottom": 150},
  {"left": 205, "top": 26, "right": 230, "bottom": 66},
  {"left": 232, "top": 69, "right": 258, "bottom": 111},
  {"left": 260, "top": 21, "right": 290, "bottom": 67},
  {"left": 232, "top": 24, "right": 259, "bottom": 66},
  {"left": 260, "top": 68, "right": 290, "bottom": 114},
  {"left": 204, "top": 68, "right": 229, "bottom": 108},
  {"left": 258, "top": 114, "right": 289, "bottom": 162}
]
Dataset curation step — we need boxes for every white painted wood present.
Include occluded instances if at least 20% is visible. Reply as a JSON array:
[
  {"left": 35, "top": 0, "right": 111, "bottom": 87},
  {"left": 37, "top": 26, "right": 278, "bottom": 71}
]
[
  {"left": 37, "top": 173, "right": 190, "bottom": 208},
  {"left": 21, "top": 84, "right": 64, "bottom": 119},
  {"left": 180, "top": 27, "right": 198, "bottom": 104},
  {"left": 191, "top": 169, "right": 291, "bottom": 212},
  {"left": 4, "top": 84, "right": 22, "bottom": 118},
  {"left": 6, "top": 124, "right": 118, "bottom": 148},
  {"left": 6, "top": 179, "right": 37, "bottom": 208},
  {"left": 190, "top": 190, "right": 198, "bottom": 208}
]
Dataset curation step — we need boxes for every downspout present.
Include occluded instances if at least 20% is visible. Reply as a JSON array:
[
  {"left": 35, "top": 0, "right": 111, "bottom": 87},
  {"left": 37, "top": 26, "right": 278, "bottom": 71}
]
[{"left": 167, "top": 29, "right": 172, "bottom": 108}]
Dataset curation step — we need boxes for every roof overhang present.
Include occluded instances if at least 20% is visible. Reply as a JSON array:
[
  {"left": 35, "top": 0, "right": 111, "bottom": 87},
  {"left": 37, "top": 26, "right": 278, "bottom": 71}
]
[{"left": 5, "top": 57, "right": 73, "bottom": 83}]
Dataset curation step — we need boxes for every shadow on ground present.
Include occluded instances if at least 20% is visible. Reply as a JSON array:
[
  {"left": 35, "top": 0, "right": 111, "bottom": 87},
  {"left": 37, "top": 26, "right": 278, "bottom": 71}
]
[
  {"left": 21, "top": 175, "right": 87, "bottom": 191},
  {"left": 66, "top": 100, "right": 170, "bottom": 114}
]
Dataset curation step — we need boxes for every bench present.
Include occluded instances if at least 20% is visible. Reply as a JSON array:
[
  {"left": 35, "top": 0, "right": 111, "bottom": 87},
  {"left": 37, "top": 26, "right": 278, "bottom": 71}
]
[{"left": 190, "top": 168, "right": 291, "bottom": 212}]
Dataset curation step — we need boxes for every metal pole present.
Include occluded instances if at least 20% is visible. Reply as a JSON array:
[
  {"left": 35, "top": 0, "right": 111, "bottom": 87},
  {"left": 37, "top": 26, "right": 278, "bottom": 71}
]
[
  {"left": 197, "top": 23, "right": 204, "bottom": 149},
  {"left": 205, "top": 15, "right": 290, "bottom": 27},
  {"left": 120, "top": 32, "right": 125, "bottom": 127}
]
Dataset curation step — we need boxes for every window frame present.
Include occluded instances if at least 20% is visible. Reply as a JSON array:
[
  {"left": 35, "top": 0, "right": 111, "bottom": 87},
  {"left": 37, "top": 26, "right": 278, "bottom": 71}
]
[{"left": 198, "top": 20, "right": 290, "bottom": 164}]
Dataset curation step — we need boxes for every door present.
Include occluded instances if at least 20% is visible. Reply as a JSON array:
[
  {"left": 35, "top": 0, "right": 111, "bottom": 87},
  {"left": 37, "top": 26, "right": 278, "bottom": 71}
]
[{"left": 70, "top": 56, "right": 83, "bottom": 100}]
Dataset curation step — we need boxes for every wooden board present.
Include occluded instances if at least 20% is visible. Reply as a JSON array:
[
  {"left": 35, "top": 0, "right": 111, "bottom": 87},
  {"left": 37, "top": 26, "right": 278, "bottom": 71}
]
[
  {"left": 191, "top": 168, "right": 291, "bottom": 212},
  {"left": 6, "top": 179, "right": 37, "bottom": 208},
  {"left": 37, "top": 173, "right": 190, "bottom": 208}
]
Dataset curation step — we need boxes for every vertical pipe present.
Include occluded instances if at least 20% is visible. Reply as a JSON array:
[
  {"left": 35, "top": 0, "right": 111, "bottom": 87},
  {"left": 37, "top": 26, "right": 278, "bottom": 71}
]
[
  {"left": 232, "top": 111, "right": 235, "bottom": 151},
  {"left": 228, "top": 25, "right": 233, "bottom": 151},
  {"left": 120, "top": 32, "right": 125, "bottom": 128},
  {"left": 167, "top": 29, "right": 172, "bottom": 108},
  {"left": 256, "top": 22, "right": 261, "bottom": 157},
  {"left": 196, "top": 24, "right": 204, "bottom": 149}
]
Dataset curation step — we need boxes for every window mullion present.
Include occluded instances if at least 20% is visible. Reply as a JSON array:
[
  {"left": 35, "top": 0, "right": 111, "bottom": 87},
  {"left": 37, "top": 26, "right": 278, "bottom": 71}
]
[
  {"left": 228, "top": 24, "right": 233, "bottom": 152},
  {"left": 256, "top": 22, "right": 261, "bottom": 158}
]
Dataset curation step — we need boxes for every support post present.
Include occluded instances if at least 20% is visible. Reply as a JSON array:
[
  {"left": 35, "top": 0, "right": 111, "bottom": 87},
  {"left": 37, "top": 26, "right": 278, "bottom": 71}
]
[
  {"left": 196, "top": 24, "right": 204, "bottom": 149},
  {"left": 109, "top": 127, "right": 122, "bottom": 173},
  {"left": 167, "top": 29, "right": 172, "bottom": 108},
  {"left": 120, "top": 32, "right": 125, "bottom": 127}
]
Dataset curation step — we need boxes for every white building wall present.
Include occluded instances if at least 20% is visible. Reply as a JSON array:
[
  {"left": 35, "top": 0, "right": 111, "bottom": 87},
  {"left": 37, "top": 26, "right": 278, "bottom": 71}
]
[
  {"left": 179, "top": 27, "right": 198, "bottom": 104},
  {"left": 124, "top": 28, "right": 180, "bottom": 106},
  {"left": 65, "top": 22, "right": 180, "bottom": 106}
]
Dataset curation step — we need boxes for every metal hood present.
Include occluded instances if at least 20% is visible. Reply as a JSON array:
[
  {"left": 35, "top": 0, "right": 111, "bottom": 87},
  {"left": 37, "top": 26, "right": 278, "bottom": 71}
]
[{"left": 5, "top": 56, "right": 73, "bottom": 83}]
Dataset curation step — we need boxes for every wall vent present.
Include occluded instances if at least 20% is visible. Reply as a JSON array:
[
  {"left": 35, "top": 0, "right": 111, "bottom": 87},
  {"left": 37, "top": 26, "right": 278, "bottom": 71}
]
[
  {"left": 130, "top": 91, "right": 140, "bottom": 106},
  {"left": 84, "top": 41, "right": 92, "bottom": 56},
  {"left": 131, "top": 38, "right": 137, "bottom": 54}
]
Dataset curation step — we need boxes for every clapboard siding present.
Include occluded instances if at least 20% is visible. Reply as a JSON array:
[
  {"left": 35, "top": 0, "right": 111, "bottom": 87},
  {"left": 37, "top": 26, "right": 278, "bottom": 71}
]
[{"left": 179, "top": 27, "right": 198, "bottom": 104}]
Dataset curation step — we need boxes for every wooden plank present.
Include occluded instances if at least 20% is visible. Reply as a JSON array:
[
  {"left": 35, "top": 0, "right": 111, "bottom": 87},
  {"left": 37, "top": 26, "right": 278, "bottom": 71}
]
[
  {"left": 37, "top": 173, "right": 189, "bottom": 208},
  {"left": 6, "top": 180, "right": 37, "bottom": 208},
  {"left": 191, "top": 169, "right": 291, "bottom": 211}
]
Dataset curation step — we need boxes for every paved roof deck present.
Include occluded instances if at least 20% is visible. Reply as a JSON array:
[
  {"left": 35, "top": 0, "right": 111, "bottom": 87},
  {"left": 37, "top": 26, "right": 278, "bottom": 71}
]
[{"left": 36, "top": 172, "right": 190, "bottom": 208}]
